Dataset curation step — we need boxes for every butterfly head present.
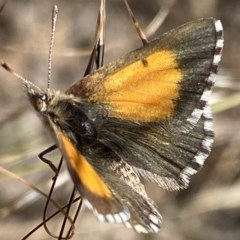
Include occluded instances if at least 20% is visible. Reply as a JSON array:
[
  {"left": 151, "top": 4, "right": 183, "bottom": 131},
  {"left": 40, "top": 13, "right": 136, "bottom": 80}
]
[{"left": 24, "top": 81, "right": 54, "bottom": 114}]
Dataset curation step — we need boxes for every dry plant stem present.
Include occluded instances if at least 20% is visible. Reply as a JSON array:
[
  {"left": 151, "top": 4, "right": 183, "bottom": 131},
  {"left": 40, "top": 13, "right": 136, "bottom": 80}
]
[
  {"left": 84, "top": 0, "right": 106, "bottom": 75},
  {"left": 58, "top": 188, "right": 76, "bottom": 240},
  {"left": 123, "top": 0, "right": 148, "bottom": 45},
  {"left": 21, "top": 196, "right": 82, "bottom": 240},
  {"left": 0, "top": 165, "right": 74, "bottom": 227},
  {"left": 145, "top": 0, "right": 175, "bottom": 37}
]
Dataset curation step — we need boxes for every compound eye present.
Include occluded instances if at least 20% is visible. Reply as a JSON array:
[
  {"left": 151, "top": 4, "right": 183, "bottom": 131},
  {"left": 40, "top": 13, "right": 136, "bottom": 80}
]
[
  {"left": 32, "top": 94, "right": 48, "bottom": 112},
  {"left": 31, "top": 97, "right": 43, "bottom": 112}
]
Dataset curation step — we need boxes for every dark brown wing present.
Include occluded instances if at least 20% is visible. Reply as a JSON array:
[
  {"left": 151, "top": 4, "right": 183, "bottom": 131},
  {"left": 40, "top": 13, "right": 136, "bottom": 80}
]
[{"left": 66, "top": 18, "right": 223, "bottom": 131}]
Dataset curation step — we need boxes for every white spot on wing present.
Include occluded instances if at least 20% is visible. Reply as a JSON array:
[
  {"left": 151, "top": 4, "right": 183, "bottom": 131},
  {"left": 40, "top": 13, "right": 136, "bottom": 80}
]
[
  {"left": 202, "top": 137, "right": 214, "bottom": 151},
  {"left": 215, "top": 19, "right": 223, "bottom": 32},
  {"left": 204, "top": 120, "right": 213, "bottom": 132},
  {"left": 84, "top": 199, "right": 130, "bottom": 224},
  {"left": 207, "top": 72, "right": 216, "bottom": 83},
  {"left": 96, "top": 213, "right": 105, "bottom": 222},
  {"left": 106, "top": 214, "right": 115, "bottom": 223},
  {"left": 203, "top": 106, "right": 213, "bottom": 119},
  {"left": 216, "top": 39, "right": 224, "bottom": 48},
  {"left": 112, "top": 214, "right": 122, "bottom": 223},
  {"left": 125, "top": 222, "right": 132, "bottom": 229},
  {"left": 201, "top": 89, "right": 212, "bottom": 102},
  {"left": 186, "top": 108, "right": 203, "bottom": 128},
  {"left": 134, "top": 224, "right": 148, "bottom": 234},
  {"left": 183, "top": 166, "right": 197, "bottom": 176},
  {"left": 119, "top": 210, "right": 130, "bottom": 222},
  {"left": 150, "top": 223, "right": 160, "bottom": 233},
  {"left": 194, "top": 152, "right": 208, "bottom": 166},
  {"left": 149, "top": 214, "right": 160, "bottom": 225},
  {"left": 213, "top": 54, "right": 222, "bottom": 65}
]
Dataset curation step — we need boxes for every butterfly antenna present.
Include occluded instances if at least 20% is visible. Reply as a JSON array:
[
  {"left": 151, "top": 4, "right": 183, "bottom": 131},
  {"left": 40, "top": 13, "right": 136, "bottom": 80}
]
[
  {"left": 47, "top": 5, "right": 58, "bottom": 90},
  {"left": 1, "top": 61, "right": 43, "bottom": 93}
]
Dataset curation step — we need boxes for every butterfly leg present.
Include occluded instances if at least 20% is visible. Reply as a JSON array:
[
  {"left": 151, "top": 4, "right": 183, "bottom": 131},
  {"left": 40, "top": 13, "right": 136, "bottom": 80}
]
[{"left": 38, "top": 144, "right": 58, "bottom": 177}]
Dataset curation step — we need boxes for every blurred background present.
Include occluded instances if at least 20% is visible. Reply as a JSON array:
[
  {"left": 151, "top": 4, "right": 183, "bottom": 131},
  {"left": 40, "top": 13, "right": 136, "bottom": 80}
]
[{"left": 0, "top": 0, "right": 240, "bottom": 239}]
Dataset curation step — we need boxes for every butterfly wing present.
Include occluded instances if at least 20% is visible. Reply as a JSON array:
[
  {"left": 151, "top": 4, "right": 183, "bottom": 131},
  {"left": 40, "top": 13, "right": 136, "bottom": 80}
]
[
  {"left": 65, "top": 18, "right": 223, "bottom": 188},
  {"left": 67, "top": 18, "right": 223, "bottom": 131},
  {"left": 54, "top": 127, "right": 161, "bottom": 233},
  {"left": 95, "top": 105, "right": 214, "bottom": 189}
]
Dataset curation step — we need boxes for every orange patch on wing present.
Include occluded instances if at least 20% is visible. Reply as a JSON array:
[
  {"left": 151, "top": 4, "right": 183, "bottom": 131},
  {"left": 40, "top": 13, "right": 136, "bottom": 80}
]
[
  {"left": 90, "top": 50, "right": 182, "bottom": 121},
  {"left": 59, "top": 132, "right": 112, "bottom": 199}
]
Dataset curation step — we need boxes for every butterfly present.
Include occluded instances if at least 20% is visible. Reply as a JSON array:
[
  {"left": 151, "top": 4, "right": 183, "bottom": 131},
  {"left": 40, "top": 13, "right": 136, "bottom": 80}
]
[{"left": 2, "top": 17, "right": 223, "bottom": 233}]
